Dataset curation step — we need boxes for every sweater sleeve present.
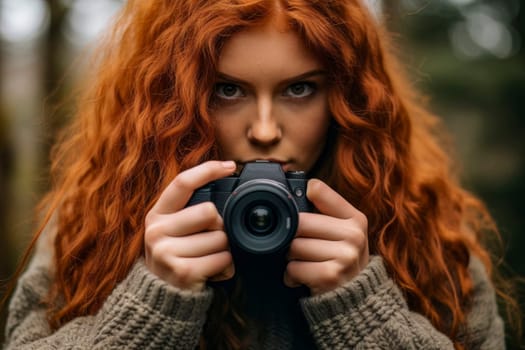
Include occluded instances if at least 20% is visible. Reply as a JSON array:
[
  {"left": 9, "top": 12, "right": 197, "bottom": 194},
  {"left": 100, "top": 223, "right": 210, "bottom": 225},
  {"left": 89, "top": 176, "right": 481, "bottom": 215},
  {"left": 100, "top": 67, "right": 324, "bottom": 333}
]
[
  {"left": 460, "top": 256, "right": 505, "bottom": 349},
  {"left": 300, "top": 255, "right": 505, "bottom": 350},
  {"left": 4, "top": 253, "right": 214, "bottom": 350}
]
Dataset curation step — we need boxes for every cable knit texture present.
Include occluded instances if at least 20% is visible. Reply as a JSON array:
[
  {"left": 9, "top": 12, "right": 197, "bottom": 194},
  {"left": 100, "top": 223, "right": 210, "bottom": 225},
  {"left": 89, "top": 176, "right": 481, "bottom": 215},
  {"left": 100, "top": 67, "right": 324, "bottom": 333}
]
[
  {"left": 4, "top": 252, "right": 505, "bottom": 349},
  {"left": 5, "top": 255, "right": 213, "bottom": 350},
  {"left": 301, "top": 256, "right": 451, "bottom": 349}
]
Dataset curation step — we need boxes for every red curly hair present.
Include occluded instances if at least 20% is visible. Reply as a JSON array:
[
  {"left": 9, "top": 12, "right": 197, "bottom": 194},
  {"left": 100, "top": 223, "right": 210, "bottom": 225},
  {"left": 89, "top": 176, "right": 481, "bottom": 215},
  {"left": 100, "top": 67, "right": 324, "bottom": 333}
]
[{"left": 15, "top": 0, "right": 508, "bottom": 348}]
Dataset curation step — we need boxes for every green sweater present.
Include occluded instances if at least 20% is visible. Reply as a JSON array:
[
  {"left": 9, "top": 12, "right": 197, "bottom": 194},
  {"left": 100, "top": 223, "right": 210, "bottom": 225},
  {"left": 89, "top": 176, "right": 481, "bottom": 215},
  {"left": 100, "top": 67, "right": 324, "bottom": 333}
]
[{"left": 4, "top": 245, "right": 504, "bottom": 349}]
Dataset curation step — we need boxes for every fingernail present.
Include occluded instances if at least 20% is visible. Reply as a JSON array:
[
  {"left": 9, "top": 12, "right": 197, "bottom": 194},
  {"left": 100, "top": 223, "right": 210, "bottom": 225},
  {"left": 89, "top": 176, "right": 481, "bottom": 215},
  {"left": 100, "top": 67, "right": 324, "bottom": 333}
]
[
  {"left": 221, "top": 161, "right": 236, "bottom": 169},
  {"left": 283, "top": 273, "right": 294, "bottom": 288}
]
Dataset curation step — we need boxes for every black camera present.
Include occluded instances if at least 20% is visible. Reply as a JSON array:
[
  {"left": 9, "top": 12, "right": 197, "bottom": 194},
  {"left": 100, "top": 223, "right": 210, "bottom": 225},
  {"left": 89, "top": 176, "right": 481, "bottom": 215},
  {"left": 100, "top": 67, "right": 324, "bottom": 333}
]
[{"left": 187, "top": 161, "right": 312, "bottom": 255}]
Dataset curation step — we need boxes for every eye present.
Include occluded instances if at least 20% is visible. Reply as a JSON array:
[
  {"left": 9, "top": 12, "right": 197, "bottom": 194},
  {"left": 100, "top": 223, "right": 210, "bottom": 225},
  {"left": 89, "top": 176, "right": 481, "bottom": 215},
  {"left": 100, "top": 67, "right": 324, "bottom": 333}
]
[
  {"left": 214, "top": 83, "right": 244, "bottom": 99},
  {"left": 285, "top": 82, "right": 316, "bottom": 98}
]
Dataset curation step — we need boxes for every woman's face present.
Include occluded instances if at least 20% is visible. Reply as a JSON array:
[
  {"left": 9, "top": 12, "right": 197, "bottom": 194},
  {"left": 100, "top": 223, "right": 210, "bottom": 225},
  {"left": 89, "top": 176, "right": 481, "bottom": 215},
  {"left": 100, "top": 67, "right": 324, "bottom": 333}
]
[{"left": 211, "top": 20, "right": 331, "bottom": 173}]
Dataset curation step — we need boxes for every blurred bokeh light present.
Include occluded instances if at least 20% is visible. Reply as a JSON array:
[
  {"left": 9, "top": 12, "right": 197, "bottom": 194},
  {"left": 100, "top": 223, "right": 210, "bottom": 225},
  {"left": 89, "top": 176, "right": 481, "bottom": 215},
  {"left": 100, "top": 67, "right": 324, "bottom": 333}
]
[
  {"left": 399, "top": 0, "right": 521, "bottom": 59},
  {"left": 62, "top": 0, "right": 122, "bottom": 46},
  {"left": 0, "top": 0, "right": 50, "bottom": 45}
]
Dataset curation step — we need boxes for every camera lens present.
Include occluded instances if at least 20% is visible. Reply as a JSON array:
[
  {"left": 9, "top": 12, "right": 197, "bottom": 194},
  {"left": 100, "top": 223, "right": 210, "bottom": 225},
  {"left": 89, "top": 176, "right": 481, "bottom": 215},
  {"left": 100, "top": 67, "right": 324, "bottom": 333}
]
[
  {"left": 245, "top": 204, "right": 276, "bottom": 236},
  {"left": 223, "top": 179, "right": 299, "bottom": 255}
]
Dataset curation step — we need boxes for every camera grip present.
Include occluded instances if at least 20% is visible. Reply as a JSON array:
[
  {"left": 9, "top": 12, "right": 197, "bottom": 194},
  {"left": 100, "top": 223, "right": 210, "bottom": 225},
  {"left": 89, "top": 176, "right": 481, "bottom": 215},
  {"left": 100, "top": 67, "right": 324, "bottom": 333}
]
[{"left": 186, "top": 186, "right": 213, "bottom": 207}]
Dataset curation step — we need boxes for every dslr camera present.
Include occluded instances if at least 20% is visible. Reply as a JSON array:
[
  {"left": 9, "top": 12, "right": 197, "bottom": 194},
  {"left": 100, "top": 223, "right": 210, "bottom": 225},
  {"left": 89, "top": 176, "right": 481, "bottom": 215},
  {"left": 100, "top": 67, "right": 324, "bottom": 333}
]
[{"left": 187, "top": 161, "right": 312, "bottom": 255}]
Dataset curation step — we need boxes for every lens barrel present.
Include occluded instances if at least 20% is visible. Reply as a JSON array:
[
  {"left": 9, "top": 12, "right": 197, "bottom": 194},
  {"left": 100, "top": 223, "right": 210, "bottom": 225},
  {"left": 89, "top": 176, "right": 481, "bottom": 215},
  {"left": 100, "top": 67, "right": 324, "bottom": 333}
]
[{"left": 222, "top": 179, "right": 298, "bottom": 255}]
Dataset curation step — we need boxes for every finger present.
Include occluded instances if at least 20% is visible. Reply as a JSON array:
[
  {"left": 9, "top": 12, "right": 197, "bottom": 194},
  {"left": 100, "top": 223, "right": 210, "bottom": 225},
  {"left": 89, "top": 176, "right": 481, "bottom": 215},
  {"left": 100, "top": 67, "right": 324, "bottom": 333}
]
[
  {"left": 283, "top": 271, "right": 301, "bottom": 288},
  {"left": 147, "top": 202, "right": 223, "bottom": 239},
  {"left": 209, "top": 262, "right": 236, "bottom": 282},
  {"left": 155, "top": 230, "right": 229, "bottom": 258},
  {"left": 307, "top": 179, "right": 365, "bottom": 222},
  {"left": 285, "top": 260, "right": 322, "bottom": 288},
  {"left": 286, "top": 260, "right": 341, "bottom": 293},
  {"left": 171, "top": 251, "right": 234, "bottom": 280},
  {"left": 288, "top": 238, "right": 342, "bottom": 262},
  {"left": 296, "top": 212, "right": 357, "bottom": 241},
  {"left": 152, "top": 160, "right": 236, "bottom": 214}
]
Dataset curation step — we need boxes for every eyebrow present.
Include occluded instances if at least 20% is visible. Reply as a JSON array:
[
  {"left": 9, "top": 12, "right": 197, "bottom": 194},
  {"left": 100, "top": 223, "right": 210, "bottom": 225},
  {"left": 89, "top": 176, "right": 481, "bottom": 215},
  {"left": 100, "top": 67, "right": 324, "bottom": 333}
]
[{"left": 216, "top": 69, "right": 327, "bottom": 86}]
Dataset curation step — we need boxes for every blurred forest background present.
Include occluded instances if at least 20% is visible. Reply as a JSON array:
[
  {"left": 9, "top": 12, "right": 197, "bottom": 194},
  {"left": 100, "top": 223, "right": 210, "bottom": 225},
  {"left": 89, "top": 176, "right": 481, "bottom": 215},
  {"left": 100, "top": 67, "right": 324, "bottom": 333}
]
[{"left": 0, "top": 0, "right": 523, "bottom": 347}]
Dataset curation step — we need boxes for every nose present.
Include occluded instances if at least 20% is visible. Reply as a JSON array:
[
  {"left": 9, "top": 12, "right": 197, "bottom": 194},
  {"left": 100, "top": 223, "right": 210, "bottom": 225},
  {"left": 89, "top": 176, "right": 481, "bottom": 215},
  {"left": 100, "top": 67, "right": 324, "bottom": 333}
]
[{"left": 247, "top": 96, "right": 282, "bottom": 146}]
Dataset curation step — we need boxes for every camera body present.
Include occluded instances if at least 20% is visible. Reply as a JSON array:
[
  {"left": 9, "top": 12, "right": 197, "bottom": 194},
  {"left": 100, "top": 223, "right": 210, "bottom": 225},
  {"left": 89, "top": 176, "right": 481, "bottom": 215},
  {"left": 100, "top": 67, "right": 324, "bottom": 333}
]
[{"left": 187, "top": 160, "right": 312, "bottom": 255}]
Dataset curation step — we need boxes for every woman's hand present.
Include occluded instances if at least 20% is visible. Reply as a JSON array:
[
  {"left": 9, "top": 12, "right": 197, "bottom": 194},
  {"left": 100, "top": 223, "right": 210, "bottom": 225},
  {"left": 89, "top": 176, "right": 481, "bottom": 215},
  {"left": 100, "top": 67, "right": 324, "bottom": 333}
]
[
  {"left": 144, "top": 160, "right": 237, "bottom": 292},
  {"left": 284, "top": 179, "right": 369, "bottom": 295}
]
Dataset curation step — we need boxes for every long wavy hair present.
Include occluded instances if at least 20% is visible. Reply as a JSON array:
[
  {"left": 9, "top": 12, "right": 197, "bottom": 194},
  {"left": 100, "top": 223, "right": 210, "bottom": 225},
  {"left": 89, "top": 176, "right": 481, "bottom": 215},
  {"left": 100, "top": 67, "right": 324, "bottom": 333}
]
[{"left": 12, "top": 0, "right": 514, "bottom": 349}]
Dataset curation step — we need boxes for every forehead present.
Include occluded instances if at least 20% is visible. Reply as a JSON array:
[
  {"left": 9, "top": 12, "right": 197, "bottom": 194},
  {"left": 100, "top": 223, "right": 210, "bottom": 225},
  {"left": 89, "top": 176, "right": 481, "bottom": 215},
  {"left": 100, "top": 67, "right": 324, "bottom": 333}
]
[{"left": 217, "top": 22, "right": 322, "bottom": 76}]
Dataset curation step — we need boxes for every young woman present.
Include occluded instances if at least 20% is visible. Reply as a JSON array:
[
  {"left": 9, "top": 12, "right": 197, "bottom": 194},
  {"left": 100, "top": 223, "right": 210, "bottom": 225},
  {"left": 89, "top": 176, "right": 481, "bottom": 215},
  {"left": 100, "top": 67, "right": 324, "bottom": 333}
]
[{"left": 4, "top": 0, "right": 509, "bottom": 349}]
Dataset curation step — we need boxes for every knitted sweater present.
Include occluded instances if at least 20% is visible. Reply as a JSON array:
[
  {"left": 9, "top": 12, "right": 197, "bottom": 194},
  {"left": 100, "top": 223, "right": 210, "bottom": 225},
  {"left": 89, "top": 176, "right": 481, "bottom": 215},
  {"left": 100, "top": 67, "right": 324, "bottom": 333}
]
[{"left": 4, "top": 245, "right": 504, "bottom": 349}]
